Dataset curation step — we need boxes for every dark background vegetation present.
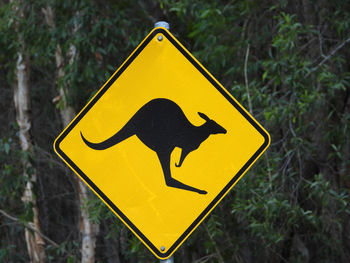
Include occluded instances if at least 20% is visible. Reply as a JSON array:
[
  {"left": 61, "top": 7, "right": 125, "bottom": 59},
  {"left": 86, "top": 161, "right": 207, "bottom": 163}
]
[{"left": 1, "top": 0, "right": 350, "bottom": 262}]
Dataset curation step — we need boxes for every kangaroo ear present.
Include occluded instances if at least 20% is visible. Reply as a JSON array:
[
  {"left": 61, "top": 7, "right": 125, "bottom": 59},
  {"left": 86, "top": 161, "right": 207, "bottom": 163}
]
[{"left": 198, "top": 112, "right": 210, "bottom": 121}]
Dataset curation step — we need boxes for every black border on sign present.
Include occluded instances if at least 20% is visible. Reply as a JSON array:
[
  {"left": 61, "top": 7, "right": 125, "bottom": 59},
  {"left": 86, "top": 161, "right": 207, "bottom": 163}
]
[{"left": 54, "top": 28, "right": 270, "bottom": 259}]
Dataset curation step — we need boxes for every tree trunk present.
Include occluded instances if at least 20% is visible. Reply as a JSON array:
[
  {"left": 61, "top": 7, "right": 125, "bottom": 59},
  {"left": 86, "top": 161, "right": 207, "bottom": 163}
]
[
  {"left": 12, "top": 1, "right": 46, "bottom": 262},
  {"left": 42, "top": 6, "right": 99, "bottom": 263}
]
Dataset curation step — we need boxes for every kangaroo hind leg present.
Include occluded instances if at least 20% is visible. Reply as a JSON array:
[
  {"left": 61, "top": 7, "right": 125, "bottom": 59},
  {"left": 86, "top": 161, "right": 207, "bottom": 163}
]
[{"left": 157, "top": 151, "right": 207, "bottom": 195}]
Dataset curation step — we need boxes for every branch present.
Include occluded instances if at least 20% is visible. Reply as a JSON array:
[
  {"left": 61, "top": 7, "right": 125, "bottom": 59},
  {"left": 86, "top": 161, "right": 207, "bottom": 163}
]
[
  {"left": 41, "top": 6, "right": 55, "bottom": 30},
  {"left": 137, "top": 0, "right": 157, "bottom": 24},
  {"left": 306, "top": 36, "right": 350, "bottom": 77},
  {"left": 193, "top": 254, "right": 216, "bottom": 263},
  {"left": 0, "top": 209, "right": 60, "bottom": 248},
  {"left": 317, "top": 25, "right": 326, "bottom": 58},
  {"left": 244, "top": 44, "right": 253, "bottom": 113},
  {"left": 203, "top": 223, "right": 225, "bottom": 263}
]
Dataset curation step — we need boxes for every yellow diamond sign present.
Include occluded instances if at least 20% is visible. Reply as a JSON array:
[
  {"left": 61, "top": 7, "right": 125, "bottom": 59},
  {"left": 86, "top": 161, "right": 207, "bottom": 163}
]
[{"left": 54, "top": 27, "right": 270, "bottom": 259}]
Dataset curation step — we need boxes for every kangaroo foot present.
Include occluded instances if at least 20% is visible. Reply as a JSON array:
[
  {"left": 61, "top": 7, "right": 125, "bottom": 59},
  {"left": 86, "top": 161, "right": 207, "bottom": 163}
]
[
  {"left": 157, "top": 151, "right": 207, "bottom": 194},
  {"left": 165, "top": 177, "right": 207, "bottom": 195},
  {"left": 197, "top": 189, "right": 207, "bottom": 195}
]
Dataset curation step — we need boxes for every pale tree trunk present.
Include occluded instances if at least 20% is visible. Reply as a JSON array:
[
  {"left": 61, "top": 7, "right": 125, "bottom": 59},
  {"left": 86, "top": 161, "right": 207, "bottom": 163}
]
[
  {"left": 12, "top": 0, "right": 46, "bottom": 262},
  {"left": 42, "top": 6, "right": 99, "bottom": 263},
  {"left": 42, "top": 6, "right": 75, "bottom": 125}
]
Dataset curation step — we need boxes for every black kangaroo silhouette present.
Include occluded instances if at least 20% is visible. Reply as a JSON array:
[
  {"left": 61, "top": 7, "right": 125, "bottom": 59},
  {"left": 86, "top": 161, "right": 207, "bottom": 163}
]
[{"left": 80, "top": 98, "right": 226, "bottom": 194}]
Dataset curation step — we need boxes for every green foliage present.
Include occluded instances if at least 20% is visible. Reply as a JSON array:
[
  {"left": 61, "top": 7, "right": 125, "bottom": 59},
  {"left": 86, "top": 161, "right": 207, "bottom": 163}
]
[
  {"left": 46, "top": 240, "right": 79, "bottom": 262},
  {"left": 0, "top": 137, "right": 25, "bottom": 208}
]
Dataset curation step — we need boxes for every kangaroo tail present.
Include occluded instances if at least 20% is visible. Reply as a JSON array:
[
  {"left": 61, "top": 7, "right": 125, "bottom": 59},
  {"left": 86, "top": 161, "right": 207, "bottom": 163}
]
[{"left": 81, "top": 124, "right": 133, "bottom": 150}]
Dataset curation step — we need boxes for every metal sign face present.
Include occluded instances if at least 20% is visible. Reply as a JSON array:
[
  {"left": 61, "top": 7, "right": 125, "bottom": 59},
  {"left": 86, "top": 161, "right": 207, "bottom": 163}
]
[{"left": 54, "top": 27, "right": 270, "bottom": 259}]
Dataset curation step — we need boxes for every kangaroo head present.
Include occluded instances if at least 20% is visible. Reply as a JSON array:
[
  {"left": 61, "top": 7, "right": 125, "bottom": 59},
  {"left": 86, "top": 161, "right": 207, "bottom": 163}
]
[{"left": 198, "top": 112, "right": 227, "bottom": 134}]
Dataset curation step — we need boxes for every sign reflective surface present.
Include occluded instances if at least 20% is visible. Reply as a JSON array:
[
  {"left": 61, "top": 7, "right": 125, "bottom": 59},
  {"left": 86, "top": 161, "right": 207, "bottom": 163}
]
[{"left": 54, "top": 27, "right": 270, "bottom": 259}]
